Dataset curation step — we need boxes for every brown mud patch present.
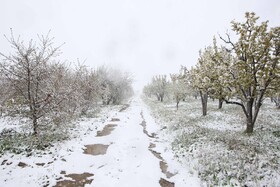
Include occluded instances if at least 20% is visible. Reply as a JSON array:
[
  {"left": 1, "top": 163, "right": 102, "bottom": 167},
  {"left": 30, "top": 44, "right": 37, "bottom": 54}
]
[
  {"left": 119, "top": 104, "right": 130, "bottom": 112},
  {"left": 149, "top": 143, "right": 156, "bottom": 149},
  {"left": 18, "top": 162, "right": 28, "bottom": 168},
  {"left": 160, "top": 161, "right": 176, "bottom": 179},
  {"left": 140, "top": 120, "right": 157, "bottom": 138},
  {"left": 140, "top": 112, "right": 157, "bottom": 139},
  {"left": 96, "top": 124, "right": 117, "bottom": 137},
  {"left": 141, "top": 111, "right": 176, "bottom": 181},
  {"left": 1, "top": 159, "right": 8, "bottom": 165},
  {"left": 159, "top": 178, "right": 175, "bottom": 187},
  {"left": 111, "top": 118, "right": 120, "bottom": 122},
  {"left": 150, "top": 149, "right": 163, "bottom": 160},
  {"left": 35, "top": 163, "right": 45, "bottom": 166},
  {"left": 149, "top": 148, "right": 176, "bottom": 179},
  {"left": 83, "top": 144, "right": 109, "bottom": 155},
  {"left": 55, "top": 172, "right": 94, "bottom": 187}
]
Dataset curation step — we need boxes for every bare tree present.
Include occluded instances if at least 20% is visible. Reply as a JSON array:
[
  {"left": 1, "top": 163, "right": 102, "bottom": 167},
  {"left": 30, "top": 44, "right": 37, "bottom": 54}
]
[{"left": 0, "top": 31, "right": 62, "bottom": 135}]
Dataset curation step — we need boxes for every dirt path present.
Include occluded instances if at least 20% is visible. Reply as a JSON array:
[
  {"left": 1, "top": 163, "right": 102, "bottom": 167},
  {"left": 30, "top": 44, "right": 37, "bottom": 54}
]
[
  {"left": 139, "top": 111, "right": 176, "bottom": 186},
  {"left": 56, "top": 98, "right": 178, "bottom": 186},
  {"left": 0, "top": 97, "right": 200, "bottom": 187}
]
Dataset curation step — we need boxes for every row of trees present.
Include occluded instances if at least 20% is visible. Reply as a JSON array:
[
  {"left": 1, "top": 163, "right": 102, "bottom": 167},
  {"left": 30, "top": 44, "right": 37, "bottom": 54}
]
[
  {"left": 0, "top": 31, "right": 133, "bottom": 135},
  {"left": 144, "top": 12, "right": 279, "bottom": 133},
  {"left": 143, "top": 72, "right": 190, "bottom": 110}
]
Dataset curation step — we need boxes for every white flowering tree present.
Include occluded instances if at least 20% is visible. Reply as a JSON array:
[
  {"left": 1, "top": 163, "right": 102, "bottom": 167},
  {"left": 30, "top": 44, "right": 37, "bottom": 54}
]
[
  {"left": 190, "top": 46, "right": 216, "bottom": 116},
  {"left": 219, "top": 12, "right": 280, "bottom": 133},
  {"left": 170, "top": 73, "right": 188, "bottom": 110},
  {"left": 152, "top": 75, "right": 168, "bottom": 102}
]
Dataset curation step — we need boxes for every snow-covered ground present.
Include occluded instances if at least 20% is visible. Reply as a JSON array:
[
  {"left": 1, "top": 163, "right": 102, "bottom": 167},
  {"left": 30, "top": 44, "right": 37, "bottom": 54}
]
[
  {"left": 143, "top": 96, "right": 280, "bottom": 187},
  {"left": 0, "top": 96, "right": 202, "bottom": 187}
]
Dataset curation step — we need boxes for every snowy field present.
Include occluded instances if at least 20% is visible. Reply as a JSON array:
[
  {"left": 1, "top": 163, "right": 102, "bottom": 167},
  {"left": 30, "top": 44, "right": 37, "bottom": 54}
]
[
  {"left": 143, "top": 96, "right": 280, "bottom": 187},
  {"left": 0, "top": 96, "right": 203, "bottom": 187}
]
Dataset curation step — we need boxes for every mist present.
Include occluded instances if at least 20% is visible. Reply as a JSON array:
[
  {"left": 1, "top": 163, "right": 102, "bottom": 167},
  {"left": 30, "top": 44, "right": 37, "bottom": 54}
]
[{"left": 1, "top": 0, "right": 279, "bottom": 91}]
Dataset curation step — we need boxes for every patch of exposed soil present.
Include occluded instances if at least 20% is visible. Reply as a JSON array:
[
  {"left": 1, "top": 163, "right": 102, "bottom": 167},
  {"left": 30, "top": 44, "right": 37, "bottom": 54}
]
[
  {"left": 35, "top": 163, "right": 45, "bottom": 166},
  {"left": 96, "top": 124, "right": 117, "bottom": 137},
  {"left": 149, "top": 149, "right": 176, "bottom": 179},
  {"left": 18, "top": 162, "right": 28, "bottom": 168},
  {"left": 149, "top": 143, "right": 156, "bottom": 149},
  {"left": 149, "top": 149, "right": 163, "bottom": 160},
  {"left": 111, "top": 118, "right": 120, "bottom": 122},
  {"left": 119, "top": 104, "right": 130, "bottom": 112},
  {"left": 140, "top": 112, "right": 157, "bottom": 139},
  {"left": 159, "top": 178, "right": 175, "bottom": 187},
  {"left": 141, "top": 111, "right": 176, "bottom": 182},
  {"left": 140, "top": 120, "right": 157, "bottom": 138},
  {"left": 1, "top": 159, "right": 7, "bottom": 165},
  {"left": 55, "top": 172, "right": 94, "bottom": 187},
  {"left": 160, "top": 161, "right": 176, "bottom": 179},
  {"left": 83, "top": 144, "right": 109, "bottom": 155},
  {"left": 60, "top": 171, "right": 66, "bottom": 175}
]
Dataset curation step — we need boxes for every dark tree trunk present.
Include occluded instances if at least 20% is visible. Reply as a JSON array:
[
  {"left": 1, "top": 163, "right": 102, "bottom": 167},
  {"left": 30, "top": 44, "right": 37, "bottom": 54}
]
[
  {"left": 245, "top": 99, "right": 254, "bottom": 133},
  {"left": 106, "top": 98, "right": 111, "bottom": 105},
  {"left": 199, "top": 91, "right": 208, "bottom": 116},
  {"left": 176, "top": 95, "right": 180, "bottom": 110},
  {"left": 160, "top": 94, "right": 164, "bottom": 102},
  {"left": 156, "top": 94, "right": 160, "bottom": 101},
  {"left": 218, "top": 99, "right": 223, "bottom": 109},
  {"left": 32, "top": 113, "right": 38, "bottom": 135},
  {"left": 245, "top": 117, "right": 254, "bottom": 133}
]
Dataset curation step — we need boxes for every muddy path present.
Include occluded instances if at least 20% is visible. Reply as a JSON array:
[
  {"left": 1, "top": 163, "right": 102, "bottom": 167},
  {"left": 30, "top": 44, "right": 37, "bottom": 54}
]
[
  {"left": 140, "top": 111, "right": 176, "bottom": 187},
  {"left": 54, "top": 100, "right": 179, "bottom": 187},
  {"left": 96, "top": 124, "right": 117, "bottom": 137},
  {"left": 2, "top": 98, "right": 201, "bottom": 187},
  {"left": 83, "top": 144, "right": 110, "bottom": 155},
  {"left": 55, "top": 172, "right": 94, "bottom": 187}
]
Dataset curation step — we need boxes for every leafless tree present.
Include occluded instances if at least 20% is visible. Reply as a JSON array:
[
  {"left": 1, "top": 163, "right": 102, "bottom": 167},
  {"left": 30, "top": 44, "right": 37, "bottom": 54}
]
[{"left": 0, "top": 30, "right": 63, "bottom": 135}]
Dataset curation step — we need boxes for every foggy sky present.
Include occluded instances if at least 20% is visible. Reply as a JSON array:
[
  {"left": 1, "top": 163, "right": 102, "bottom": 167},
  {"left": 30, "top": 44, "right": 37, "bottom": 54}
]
[{"left": 1, "top": 0, "right": 279, "bottom": 91}]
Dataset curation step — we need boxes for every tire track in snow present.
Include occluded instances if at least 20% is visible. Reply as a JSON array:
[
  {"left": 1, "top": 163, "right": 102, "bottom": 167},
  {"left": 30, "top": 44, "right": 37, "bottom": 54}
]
[{"left": 140, "top": 111, "right": 176, "bottom": 187}]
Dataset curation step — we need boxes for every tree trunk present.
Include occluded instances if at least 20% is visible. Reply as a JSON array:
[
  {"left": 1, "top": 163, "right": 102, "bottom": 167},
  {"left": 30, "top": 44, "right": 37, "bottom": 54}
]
[
  {"left": 160, "top": 94, "right": 164, "bottom": 102},
  {"left": 200, "top": 91, "right": 208, "bottom": 116},
  {"left": 156, "top": 94, "right": 160, "bottom": 101},
  {"left": 225, "top": 96, "right": 264, "bottom": 134},
  {"left": 245, "top": 99, "right": 254, "bottom": 133},
  {"left": 275, "top": 97, "right": 280, "bottom": 108},
  {"left": 32, "top": 114, "right": 38, "bottom": 135},
  {"left": 106, "top": 97, "right": 111, "bottom": 105},
  {"left": 245, "top": 117, "right": 254, "bottom": 133},
  {"left": 218, "top": 99, "right": 223, "bottom": 109}
]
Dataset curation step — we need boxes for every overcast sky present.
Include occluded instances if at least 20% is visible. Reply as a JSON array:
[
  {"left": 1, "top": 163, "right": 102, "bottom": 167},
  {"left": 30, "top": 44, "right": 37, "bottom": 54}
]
[{"left": 1, "top": 0, "right": 279, "bottom": 90}]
